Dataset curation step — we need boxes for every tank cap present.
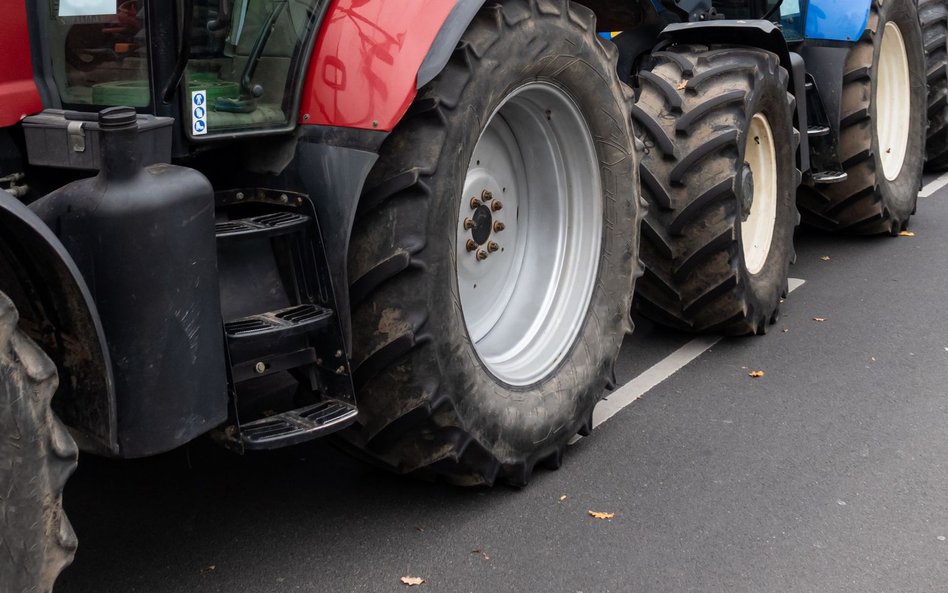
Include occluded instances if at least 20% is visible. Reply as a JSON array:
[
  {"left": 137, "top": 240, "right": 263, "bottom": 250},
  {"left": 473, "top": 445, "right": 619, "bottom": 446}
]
[{"left": 98, "top": 106, "right": 138, "bottom": 130}]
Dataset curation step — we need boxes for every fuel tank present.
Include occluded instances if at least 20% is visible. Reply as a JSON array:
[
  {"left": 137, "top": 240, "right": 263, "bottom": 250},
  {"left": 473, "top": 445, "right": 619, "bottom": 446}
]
[{"left": 31, "top": 106, "right": 227, "bottom": 457}]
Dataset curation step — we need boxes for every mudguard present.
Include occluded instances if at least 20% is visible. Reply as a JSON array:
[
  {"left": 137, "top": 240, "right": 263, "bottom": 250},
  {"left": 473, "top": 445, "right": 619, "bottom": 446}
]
[{"left": 0, "top": 191, "right": 117, "bottom": 455}]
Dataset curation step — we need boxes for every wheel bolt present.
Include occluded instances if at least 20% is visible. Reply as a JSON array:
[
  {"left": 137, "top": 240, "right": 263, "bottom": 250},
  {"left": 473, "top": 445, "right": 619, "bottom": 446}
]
[
  {"left": 481, "top": 189, "right": 493, "bottom": 201},
  {"left": 493, "top": 221, "right": 505, "bottom": 232},
  {"left": 476, "top": 249, "right": 489, "bottom": 261},
  {"left": 491, "top": 200, "right": 503, "bottom": 212},
  {"left": 463, "top": 218, "right": 475, "bottom": 230},
  {"left": 487, "top": 241, "right": 499, "bottom": 252},
  {"left": 466, "top": 239, "right": 477, "bottom": 252},
  {"left": 470, "top": 197, "right": 481, "bottom": 209}
]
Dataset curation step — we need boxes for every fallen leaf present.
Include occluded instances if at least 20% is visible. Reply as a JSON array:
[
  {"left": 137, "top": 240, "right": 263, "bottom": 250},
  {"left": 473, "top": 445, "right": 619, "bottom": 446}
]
[
  {"left": 559, "top": 495, "right": 567, "bottom": 502},
  {"left": 401, "top": 576, "right": 425, "bottom": 586},
  {"left": 471, "top": 549, "right": 490, "bottom": 560},
  {"left": 201, "top": 565, "right": 216, "bottom": 573},
  {"left": 820, "top": 256, "right": 831, "bottom": 261},
  {"left": 588, "top": 510, "right": 615, "bottom": 520},
  {"left": 415, "top": 527, "right": 424, "bottom": 532},
  {"left": 781, "top": 328, "right": 789, "bottom": 333},
  {"left": 899, "top": 230, "right": 915, "bottom": 237},
  {"left": 812, "top": 316, "right": 826, "bottom": 322},
  {"left": 748, "top": 370, "right": 765, "bottom": 378},
  {"left": 676, "top": 80, "right": 688, "bottom": 90}
]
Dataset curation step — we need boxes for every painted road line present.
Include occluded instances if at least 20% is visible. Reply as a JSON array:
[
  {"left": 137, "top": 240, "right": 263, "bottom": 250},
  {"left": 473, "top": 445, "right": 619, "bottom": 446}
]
[
  {"left": 919, "top": 171, "right": 948, "bottom": 198},
  {"left": 576, "top": 277, "right": 807, "bottom": 439}
]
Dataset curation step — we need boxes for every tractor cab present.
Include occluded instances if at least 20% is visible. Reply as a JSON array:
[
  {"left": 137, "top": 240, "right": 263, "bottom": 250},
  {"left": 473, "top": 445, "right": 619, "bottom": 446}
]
[{"left": 44, "top": 0, "right": 324, "bottom": 141}]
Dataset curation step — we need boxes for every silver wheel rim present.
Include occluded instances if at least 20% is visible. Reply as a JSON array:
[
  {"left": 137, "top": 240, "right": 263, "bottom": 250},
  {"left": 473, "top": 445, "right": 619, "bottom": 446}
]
[
  {"left": 456, "top": 81, "right": 602, "bottom": 386},
  {"left": 741, "top": 113, "right": 778, "bottom": 276},
  {"left": 877, "top": 21, "right": 911, "bottom": 181}
]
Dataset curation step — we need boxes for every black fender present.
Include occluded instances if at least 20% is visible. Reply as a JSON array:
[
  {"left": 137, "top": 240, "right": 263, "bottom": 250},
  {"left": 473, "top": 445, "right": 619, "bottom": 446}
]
[
  {"left": 0, "top": 190, "right": 117, "bottom": 455},
  {"left": 657, "top": 20, "right": 809, "bottom": 171}
]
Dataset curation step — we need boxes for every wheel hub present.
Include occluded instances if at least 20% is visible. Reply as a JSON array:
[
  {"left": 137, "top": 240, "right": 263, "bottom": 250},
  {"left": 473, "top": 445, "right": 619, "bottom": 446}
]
[
  {"left": 740, "top": 113, "right": 778, "bottom": 276},
  {"left": 455, "top": 82, "right": 602, "bottom": 386},
  {"left": 739, "top": 162, "right": 754, "bottom": 222}
]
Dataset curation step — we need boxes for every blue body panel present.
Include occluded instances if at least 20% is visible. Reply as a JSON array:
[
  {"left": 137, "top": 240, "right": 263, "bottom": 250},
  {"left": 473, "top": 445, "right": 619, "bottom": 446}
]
[{"left": 804, "top": 0, "right": 870, "bottom": 41}]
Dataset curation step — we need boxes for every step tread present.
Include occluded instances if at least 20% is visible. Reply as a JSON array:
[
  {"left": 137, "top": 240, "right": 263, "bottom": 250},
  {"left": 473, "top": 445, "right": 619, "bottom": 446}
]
[
  {"left": 225, "top": 304, "right": 333, "bottom": 341},
  {"left": 240, "top": 400, "right": 358, "bottom": 449},
  {"left": 216, "top": 211, "right": 311, "bottom": 240}
]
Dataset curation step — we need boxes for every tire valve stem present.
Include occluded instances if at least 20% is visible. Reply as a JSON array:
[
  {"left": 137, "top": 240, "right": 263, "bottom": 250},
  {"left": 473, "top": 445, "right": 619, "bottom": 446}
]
[
  {"left": 476, "top": 249, "right": 489, "bottom": 261},
  {"left": 470, "top": 197, "right": 482, "bottom": 209},
  {"left": 491, "top": 200, "right": 503, "bottom": 212},
  {"left": 487, "top": 241, "right": 499, "bottom": 253},
  {"left": 466, "top": 239, "right": 478, "bottom": 252},
  {"left": 493, "top": 221, "right": 505, "bottom": 232},
  {"left": 463, "top": 218, "right": 475, "bottom": 230}
]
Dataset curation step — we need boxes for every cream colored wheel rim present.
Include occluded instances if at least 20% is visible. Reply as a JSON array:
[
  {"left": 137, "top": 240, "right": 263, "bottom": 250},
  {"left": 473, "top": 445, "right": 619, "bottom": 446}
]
[
  {"left": 876, "top": 21, "right": 911, "bottom": 181},
  {"left": 741, "top": 113, "right": 778, "bottom": 276}
]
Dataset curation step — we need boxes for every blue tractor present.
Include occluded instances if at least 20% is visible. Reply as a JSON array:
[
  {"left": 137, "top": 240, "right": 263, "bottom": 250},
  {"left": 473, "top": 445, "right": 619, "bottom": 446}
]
[{"left": 617, "top": 0, "right": 934, "bottom": 334}]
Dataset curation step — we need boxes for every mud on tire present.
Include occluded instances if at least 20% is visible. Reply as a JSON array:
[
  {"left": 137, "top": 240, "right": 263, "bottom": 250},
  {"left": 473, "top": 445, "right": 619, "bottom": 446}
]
[
  {"left": 341, "top": 0, "right": 641, "bottom": 486},
  {"left": 633, "top": 45, "right": 800, "bottom": 335},
  {"left": 0, "top": 291, "right": 78, "bottom": 593},
  {"left": 798, "top": 0, "right": 926, "bottom": 234}
]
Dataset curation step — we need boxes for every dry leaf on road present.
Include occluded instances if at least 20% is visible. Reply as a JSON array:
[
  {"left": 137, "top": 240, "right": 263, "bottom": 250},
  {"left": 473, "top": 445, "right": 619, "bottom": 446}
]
[
  {"left": 472, "top": 549, "right": 490, "bottom": 560},
  {"left": 401, "top": 576, "right": 425, "bottom": 586},
  {"left": 748, "top": 370, "right": 765, "bottom": 378},
  {"left": 559, "top": 495, "right": 567, "bottom": 502},
  {"left": 588, "top": 510, "right": 615, "bottom": 520},
  {"left": 820, "top": 256, "right": 831, "bottom": 261},
  {"left": 898, "top": 230, "right": 915, "bottom": 237},
  {"left": 812, "top": 316, "right": 826, "bottom": 322}
]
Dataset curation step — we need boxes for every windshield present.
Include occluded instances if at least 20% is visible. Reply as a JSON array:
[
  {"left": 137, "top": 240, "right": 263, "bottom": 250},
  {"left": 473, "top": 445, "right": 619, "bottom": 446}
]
[
  {"left": 49, "top": 1, "right": 152, "bottom": 108},
  {"left": 185, "top": 0, "right": 327, "bottom": 135}
]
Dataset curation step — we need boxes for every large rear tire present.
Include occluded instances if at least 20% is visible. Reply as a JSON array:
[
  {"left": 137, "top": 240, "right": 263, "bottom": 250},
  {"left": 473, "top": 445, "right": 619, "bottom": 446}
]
[
  {"left": 633, "top": 46, "right": 800, "bottom": 335},
  {"left": 0, "top": 291, "right": 78, "bottom": 592},
  {"left": 799, "top": 0, "right": 926, "bottom": 234},
  {"left": 342, "top": 0, "right": 641, "bottom": 486}
]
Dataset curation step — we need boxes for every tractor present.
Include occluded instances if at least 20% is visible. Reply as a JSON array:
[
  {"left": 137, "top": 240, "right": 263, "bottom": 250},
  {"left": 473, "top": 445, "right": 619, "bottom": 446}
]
[{"left": 0, "top": 0, "right": 937, "bottom": 591}]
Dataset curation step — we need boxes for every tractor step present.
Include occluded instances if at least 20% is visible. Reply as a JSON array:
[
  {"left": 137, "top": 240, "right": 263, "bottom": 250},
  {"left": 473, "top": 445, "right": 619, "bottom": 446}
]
[
  {"left": 807, "top": 125, "right": 830, "bottom": 137},
  {"left": 225, "top": 304, "right": 333, "bottom": 343},
  {"left": 215, "top": 211, "right": 311, "bottom": 241},
  {"left": 811, "top": 170, "right": 848, "bottom": 184},
  {"left": 239, "top": 400, "right": 358, "bottom": 449}
]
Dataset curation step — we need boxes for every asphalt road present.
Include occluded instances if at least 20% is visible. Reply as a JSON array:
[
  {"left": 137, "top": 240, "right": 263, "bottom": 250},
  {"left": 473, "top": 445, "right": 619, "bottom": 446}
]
[{"left": 56, "top": 176, "right": 948, "bottom": 593}]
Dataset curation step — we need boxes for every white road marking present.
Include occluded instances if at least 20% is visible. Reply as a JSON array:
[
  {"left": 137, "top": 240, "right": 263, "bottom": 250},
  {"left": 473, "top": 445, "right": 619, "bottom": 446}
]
[
  {"left": 573, "top": 277, "right": 806, "bottom": 441},
  {"left": 919, "top": 172, "right": 948, "bottom": 198}
]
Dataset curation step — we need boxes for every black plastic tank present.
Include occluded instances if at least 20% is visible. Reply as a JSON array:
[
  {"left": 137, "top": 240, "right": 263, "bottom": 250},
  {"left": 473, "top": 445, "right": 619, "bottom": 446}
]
[{"left": 32, "top": 106, "right": 227, "bottom": 458}]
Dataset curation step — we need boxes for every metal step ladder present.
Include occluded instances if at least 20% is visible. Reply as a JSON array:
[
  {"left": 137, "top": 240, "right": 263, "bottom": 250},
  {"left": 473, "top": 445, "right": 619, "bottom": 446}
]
[{"left": 214, "top": 188, "right": 357, "bottom": 451}]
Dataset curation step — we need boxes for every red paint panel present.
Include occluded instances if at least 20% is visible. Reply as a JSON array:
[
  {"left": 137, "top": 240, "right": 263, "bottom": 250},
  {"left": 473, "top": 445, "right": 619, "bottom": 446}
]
[
  {"left": 0, "top": 1, "right": 43, "bottom": 127},
  {"left": 299, "top": 0, "right": 456, "bottom": 131}
]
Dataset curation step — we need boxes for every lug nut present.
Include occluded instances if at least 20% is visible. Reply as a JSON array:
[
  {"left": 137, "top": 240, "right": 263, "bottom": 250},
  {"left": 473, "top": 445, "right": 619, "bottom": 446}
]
[
  {"left": 481, "top": 189, "right": 493, "bottom": 201},
  {"left": 470, "top": 197, "right": 481, "bottom": 209},
  {"left": 491, "top": 200, "right": 503, "bottom": 212},
  {"left": 487, "top": 241, "right": 499, "bottom": 252},
  {"left": 476, "top": 249, "right": 489, "bottom": 261},
  {"left": 493, "top": 221, "right": 505, "bottom": 232},
  {"left": 466, "top": 239, "right": 478, "bottom": 252},
  {"left": 463, "top": 218, "right": 475, "bottom": 230}
]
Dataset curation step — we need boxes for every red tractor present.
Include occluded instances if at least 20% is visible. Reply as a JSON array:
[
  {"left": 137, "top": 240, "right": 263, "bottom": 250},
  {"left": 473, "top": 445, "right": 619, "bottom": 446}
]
[{"left": 0, "top": 0, "right": 934, "bottom": 591}]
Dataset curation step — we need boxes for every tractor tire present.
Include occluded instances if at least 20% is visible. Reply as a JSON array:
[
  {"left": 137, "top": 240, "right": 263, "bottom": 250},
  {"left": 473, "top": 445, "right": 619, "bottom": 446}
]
[
  {"left": 0, "top": 291, "right": 78, "bottom": 593},
  {"left": 798, "top": 0, "right": 926, "bottom": 234},
  {"left": 633, "top": 45, "right": 800, "bottom": 335},
  {"left": 342, "top": 0, "right": 641, "bottom": 486},
  {"left": 920, "top": 0, "right": 948, "bottom": 169}
]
